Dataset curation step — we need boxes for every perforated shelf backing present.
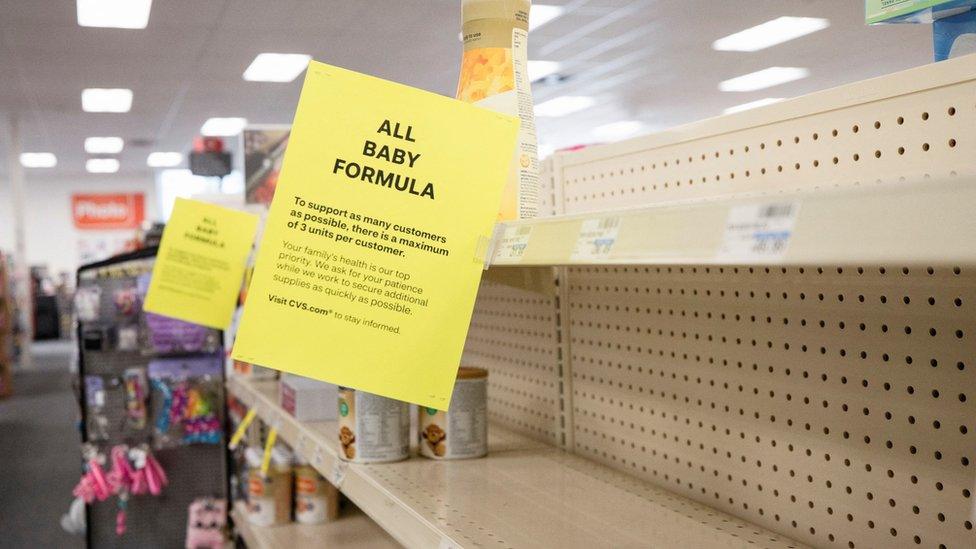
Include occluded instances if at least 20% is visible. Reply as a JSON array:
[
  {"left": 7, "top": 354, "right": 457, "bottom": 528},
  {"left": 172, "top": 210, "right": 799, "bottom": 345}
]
[
  {"left": 462, "top": 278, "right": 562, "bottom": 444},
  {"left": 567, "top": 264, "right": 975, "bottom": 549},
  {"left": 558, "top": 55, "right": 976, "bottom": 214}
]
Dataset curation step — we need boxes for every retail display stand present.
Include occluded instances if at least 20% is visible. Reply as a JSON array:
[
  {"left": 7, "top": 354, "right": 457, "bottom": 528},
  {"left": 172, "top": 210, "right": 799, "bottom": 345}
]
[
  {"left": 230, "top": 54, "right": 976, "bottom": 548},
  {"left": 76, "top": 248, "right": 229, "bottom": 547}
]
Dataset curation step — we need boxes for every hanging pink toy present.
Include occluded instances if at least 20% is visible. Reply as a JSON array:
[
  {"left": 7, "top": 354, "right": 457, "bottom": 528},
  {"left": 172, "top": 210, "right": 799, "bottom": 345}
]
[
  {"left": 134, "top": 445, "right": 168, "bottom": 496},
  {"left": 107, "top": 446, "right": 135, "bottom": 493}
]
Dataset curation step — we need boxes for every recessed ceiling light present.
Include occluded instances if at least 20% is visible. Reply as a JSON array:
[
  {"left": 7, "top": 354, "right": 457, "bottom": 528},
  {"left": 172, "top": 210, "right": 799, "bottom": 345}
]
[
  {"left": 719, "top": 67, "right": 809, "bottom": 92},
  {"left": 81, "top": 88, "right": 133, "bottom": 113},
  {"left": 19, "top": 153, "right": 57, "bottom": 168},
  {"left": 86, "top": 158, "right": 120, "bottom": 173},
  {"left": 200, "top": 117, "right": 248, "bottom": 137},
  {"left": 528, "top": 60, "right": 561, "bottom": 82},
  {"left": 534, "top": 96, "right": 595, "bottom": 117},
  {"left": 530, "top": 5, "right": 565, "bottom": 31},
  {"left": 147, "top": 152, "right": 183, "bottom": 168},
  {"left": 243, "top": 53, "right": 312, "bottom": 82},
  {"left": 592, "top": 120, "right": 647, "bottom": 141},
  {"left": 77, "top": 0, "right": 152, "bottom": 29},
  {"left": 723, "top": 97, "right": 785, "bottom": 114},
  {"left": 713, "top": 17, "right": 830, "bottom": 52},
  {"left": 84, "top": 136, "right": 124, "bottom": 154}
]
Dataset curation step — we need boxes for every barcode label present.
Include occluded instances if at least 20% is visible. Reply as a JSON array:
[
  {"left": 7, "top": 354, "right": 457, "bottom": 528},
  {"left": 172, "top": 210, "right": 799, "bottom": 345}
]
[
  {"left": 760, "top": 204, "right": 794, "bottom": 218},
  {"left": 717, "top": 201, "right": 800, "bottom": 261},
  {"left": 493, "top": 225, "right": 533, "bottom": 263},
  {"left": 571, "top": 216, "right": 621, "bottom": 261},
  {"left": 330, "top": 459, "right": 348, "bottom": 488}
]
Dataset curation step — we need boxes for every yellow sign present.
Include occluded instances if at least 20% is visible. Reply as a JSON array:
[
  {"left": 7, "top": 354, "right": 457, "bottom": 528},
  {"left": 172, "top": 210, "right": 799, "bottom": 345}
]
[
  {"left": 144, "top": 198, "right": 259, "bottom": 329},
  {"left": 232, "top": 61, "right": 518, "bottom": 409}
]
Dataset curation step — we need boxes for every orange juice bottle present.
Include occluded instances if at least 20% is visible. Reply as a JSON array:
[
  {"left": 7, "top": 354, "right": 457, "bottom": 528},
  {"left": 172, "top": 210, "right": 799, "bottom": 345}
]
[{"left": 457, "top": 0, "right": 538, "bottom": 220}]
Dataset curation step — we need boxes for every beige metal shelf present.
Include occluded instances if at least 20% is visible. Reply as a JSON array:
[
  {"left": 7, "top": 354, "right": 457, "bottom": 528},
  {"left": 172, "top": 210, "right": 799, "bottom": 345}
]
[
  {"left": 231, "top": 501, "right": 399, "bottom": 549},
  {"left": 227, "top": 376, "right": 805, "bottom": 549},
  {"left": 488, "top": 177, "right": 976, "bottom": 267}
]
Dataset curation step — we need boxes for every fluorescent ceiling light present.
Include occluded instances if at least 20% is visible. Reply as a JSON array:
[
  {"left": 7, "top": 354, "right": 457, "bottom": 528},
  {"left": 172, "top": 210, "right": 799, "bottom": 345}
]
[
  {"left": 719, "top": 67, "right": 809, "bottom": 92},
  {"left": 530, "top": 5, "right": 565, "bottom": 31},
  {"left": 147, "top": 151, "right": 183, "bottom": 168},
  {"left": 19, "top": 153, "right": 57, "bottom": 168},
  {"left": 243, "top": 53, "right": 312, "bottom": 82},
  {"left": 713, "top": 17, "right": 829, "bottom": 52},
  {"left": 81, "top": 88, "right": 133, "bottom": 113},
  {"left": 534, "top": 96, "right": 595, "bottom": 117},
  {"left": 528, "top": 60, "right": 561, "bottom": 82},
  {"left": 592, "top": 120, "right": 646, "bottom": 141},
  {"left": 86, "top": 158, "right": 120, "bottom": 173},
  {"left": 77, "top": 0, "right": 152, "bottom": 29},
  {"left": 723, "top": 97, "right": 784, "bottom": 115},
  {"left": 84, "top": 136, "right": 124, "bottom": 154},
  {"left": 200, "top": 117, "right": 248, "bottom": 137}
]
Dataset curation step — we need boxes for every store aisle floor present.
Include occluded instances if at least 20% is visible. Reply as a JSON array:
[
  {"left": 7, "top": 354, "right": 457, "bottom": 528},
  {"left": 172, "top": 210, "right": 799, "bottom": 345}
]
[{"left": 0, "top": 340, "right": 84, "bottom": 549}]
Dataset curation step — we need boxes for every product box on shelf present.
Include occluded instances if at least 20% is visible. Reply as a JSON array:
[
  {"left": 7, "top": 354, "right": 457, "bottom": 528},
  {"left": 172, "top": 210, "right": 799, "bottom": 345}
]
[{"left": 279, "top": 373, "right": 338, "bottom": 422}]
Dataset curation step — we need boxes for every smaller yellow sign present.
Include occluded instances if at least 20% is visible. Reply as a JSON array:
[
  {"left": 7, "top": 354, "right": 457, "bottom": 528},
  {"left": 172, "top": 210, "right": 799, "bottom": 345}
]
[{"left": 144, "top": 198, "right": 258, "bottom": 329}]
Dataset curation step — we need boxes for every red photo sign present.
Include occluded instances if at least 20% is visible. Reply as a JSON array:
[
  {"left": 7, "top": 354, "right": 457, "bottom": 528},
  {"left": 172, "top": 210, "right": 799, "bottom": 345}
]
[{"left": 72, "top": 193, "right": 145, "bottom": 230}]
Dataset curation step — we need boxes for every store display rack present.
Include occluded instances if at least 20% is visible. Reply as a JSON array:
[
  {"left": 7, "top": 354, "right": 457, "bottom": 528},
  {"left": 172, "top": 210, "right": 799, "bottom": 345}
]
[
  {"left": 230, "top": 55, "right": 976, "bottom": 549},
  {"left": 463, "top": 54, "right": 976, "bottom": 549},
  {"left": 227, "top": 376, "right": 803, "bottom": 549},
  {"left": 231, "top": 501, "right": 398, "bottom": 549}
]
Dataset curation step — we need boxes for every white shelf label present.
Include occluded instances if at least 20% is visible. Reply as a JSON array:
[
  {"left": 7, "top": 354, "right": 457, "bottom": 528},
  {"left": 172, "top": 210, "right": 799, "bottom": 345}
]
[
  {"left": 330, "top": 459, "right": 348, "bottom": 488},
  {"left": 571, "top": 216, "right": 621, "bottom": 261},
  {"left": 313, "top": 446, "right": 326, "bottom": 468},
  {"left": 493, "top": 225, "right": 533, "bottom": 263},
  {"left": 718, "top": 202, "right": 799, "bottom": 261}
]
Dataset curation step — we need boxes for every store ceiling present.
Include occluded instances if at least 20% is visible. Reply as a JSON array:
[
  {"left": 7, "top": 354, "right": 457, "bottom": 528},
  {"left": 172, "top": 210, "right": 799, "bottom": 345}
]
[{"left": 0, "top": 0, "right": 932, "bottom": 180}]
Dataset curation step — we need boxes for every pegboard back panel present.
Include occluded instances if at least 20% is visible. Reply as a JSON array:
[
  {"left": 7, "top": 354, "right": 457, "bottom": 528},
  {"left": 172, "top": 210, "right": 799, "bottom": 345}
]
[
  {"left": 567, "top": 264, "right": 975, "bottom": 549},
  {"left": 557, "top": 54, "right": 976, "bottom": 213},
  {"left": 462, "top": 278, "right": 561, "bottom": 444}
]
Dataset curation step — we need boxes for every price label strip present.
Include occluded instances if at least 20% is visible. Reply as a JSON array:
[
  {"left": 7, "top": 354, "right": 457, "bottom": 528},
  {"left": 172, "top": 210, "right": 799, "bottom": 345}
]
[
  {"left": 571, "top": 216, "right": 621, "bottom": 261},
  {"left": 493, "top": 225, "right": 533, "bottom": 263},
  {"left": 717, "top": 202, "right": 800, "bottom": 262}
]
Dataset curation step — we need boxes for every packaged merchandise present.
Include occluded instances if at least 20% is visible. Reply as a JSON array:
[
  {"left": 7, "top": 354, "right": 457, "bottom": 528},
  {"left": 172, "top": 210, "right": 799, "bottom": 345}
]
[
  {"left": 72, "top": 443, "right": 168, "bottom": 537},
  {"left": 185, "top": 497, "right": 227, "bottom": 549},
  {"left": 293, "top": 456, "right": 334, "bottom": 525},
  {"left": 337, "top": 387, "right": 410, "bottom": 463},
  {"left": 122, "top": 367, "right": 148, "bottom": 430},
  {"left": 148, "top": 356, "right": 224, "bottom": 448},
  {"left": 457, "top": 0, "right": 539, "bottom": 220},
  {"left": 137, "top": 273, "right": 219, "bottom": 354},
  {"left": 246, "top": 446, "right": 293, "bottom": 527},
  {"left": 74, "top": 285, "right": 102, "bottom": 322},
  {"left": 84, "top": 376, "right": 110, "bottom": 441},
  {"left": 419, "top": 367, "right": 488, "bottom": 459},
  {"left": 279, "top": 373, "right": 338, "bottom": 421}
]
